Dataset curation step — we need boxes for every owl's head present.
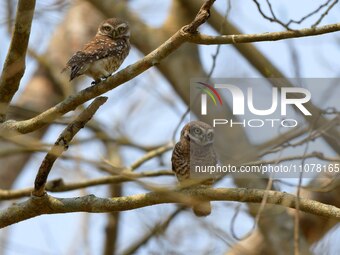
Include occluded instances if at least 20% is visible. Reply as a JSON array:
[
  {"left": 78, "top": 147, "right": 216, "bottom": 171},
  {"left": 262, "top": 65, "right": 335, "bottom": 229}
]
[
  {"left": 98, "top": 18, "right": 130, "bottom": 39},
  {"left": 181, "top": 121, "right": 214, "bottom": 146}
]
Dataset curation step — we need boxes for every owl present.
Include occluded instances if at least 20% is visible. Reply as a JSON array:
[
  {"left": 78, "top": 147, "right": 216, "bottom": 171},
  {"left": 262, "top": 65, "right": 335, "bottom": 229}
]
[
  {"left": 63, "top": 18, "right": 131, "bottom": 85},
  {"left": 171, "top": 121, "right": 217, "bottom": 216}
]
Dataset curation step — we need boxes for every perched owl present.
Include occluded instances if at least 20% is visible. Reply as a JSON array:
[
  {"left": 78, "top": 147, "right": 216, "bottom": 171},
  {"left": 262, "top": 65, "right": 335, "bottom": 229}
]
[
  {"left": 63, "top": 18, "right": 131, "bottom": 84},
  {"left": 171, "top": 121, "right": 217, "bottom": 216}
]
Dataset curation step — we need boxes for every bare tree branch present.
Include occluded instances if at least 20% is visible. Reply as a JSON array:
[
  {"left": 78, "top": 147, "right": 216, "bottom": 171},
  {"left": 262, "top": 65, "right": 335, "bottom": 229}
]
[
  {"left": 1, "top": 188, "right": 339, "bottom": 228},
  {"left": 129, "top": 144, "right": 173, "bottom": 170},
  {"left": 1, "top": 150, "right": 337, "bottom": 201},
  {"left": 186, "top": 22, "right": 340, "bottom": 44},
  {"left": 33, "top": 96, "right": 108, "bottom": 196},
  {"left": 0, "top": 0, "right": 36, "bottom": 122},
  {"left": 0, "top": 0, "right": 216, "bottom": 135},
  {"left": 0, "top": 170, "right": 173, "bottom": 200}
]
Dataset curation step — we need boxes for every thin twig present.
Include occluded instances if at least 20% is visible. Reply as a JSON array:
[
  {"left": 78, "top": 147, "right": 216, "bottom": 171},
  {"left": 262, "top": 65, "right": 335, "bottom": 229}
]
[
  {"left": 187, "top": 22, "right": 340, "bottom": 44},
  {"left": 0, "top": 170, "right": 173, "bottom": 200},
  {"left": 121, "top": 207, "right": 184, "bottom": 255},
  {"left": 129, "top": 144, "right": 173, "bottom": 170},
  {"left": 288, "top": 0, "right": 332, "bottom": 26},
  {"left": 253, "top": 0, "right": 338, "bottom": 30},
  {"left": 207, "top": 0, "right": 231, "bottom": 78},
  {"left": 261, "top": 115, "right": 339, "bottom": 156},
  {"left": 312, "top": 0, "right": 339, "bottom": 28},
  {"left": 252, "top": 0, "right": 291, "bottom": 30}
]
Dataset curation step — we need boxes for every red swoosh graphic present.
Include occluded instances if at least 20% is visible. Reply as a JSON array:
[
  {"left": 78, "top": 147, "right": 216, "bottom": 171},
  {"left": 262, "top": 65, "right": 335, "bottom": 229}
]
[{"left": 197, "top": 82, "right": 223, "bottom": 105}]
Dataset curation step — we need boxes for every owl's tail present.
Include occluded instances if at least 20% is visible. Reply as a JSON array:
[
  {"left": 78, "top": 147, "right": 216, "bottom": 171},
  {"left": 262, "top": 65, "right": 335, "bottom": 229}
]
[{"left": 193, "top": 201, "right": 211, "bottom": 217}]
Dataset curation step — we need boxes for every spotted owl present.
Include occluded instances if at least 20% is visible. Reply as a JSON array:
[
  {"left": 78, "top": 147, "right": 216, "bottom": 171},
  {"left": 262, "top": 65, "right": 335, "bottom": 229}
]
[
  {"left": 171, "top": 121, "right": 217, "bottom": 216},
  {"left": 63, "top": 18, "right": 130, "bottom": 85}
]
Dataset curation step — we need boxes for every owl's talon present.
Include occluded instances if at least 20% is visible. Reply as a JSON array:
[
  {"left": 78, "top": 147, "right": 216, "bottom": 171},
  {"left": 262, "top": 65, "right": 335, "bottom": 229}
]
[
  {"left": 91, "top": 79, "right": 101, "bottom": 85},
  {"left": 102, "top": 75, "right": 111, "bottom": 81}
]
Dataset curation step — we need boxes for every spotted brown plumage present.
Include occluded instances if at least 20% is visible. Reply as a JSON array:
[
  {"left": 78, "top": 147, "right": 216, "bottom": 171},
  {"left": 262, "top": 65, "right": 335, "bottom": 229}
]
[
  {"left": 171, "top": 121, "right": 217, "bottom": 216},
  {"left": 63, "top": 18, "right": 130, "bottom": 84}
]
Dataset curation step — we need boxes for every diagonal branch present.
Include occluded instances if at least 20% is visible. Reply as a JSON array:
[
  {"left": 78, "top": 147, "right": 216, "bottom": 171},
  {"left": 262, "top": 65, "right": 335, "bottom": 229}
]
[
  {"left": 1, "top": 188, "right": 339, "bottom": 228},
  {"left": 312, "top": 0, "right": 339, "bottom": 27},
  {"left": 129, "top": 144, "right": 173, "bottom": 170},
  {"left": 33, "top": 96, "right": 108, "bottom": 196},
  {"left": 0, "top": 0, "right": 216, "bottom": 135},
  {"left": 0, "top": 0, "right": 36, "bottom": 122}
]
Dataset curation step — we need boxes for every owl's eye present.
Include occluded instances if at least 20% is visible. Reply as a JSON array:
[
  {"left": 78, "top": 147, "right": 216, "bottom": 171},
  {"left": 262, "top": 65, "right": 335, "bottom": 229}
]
[
  {"left": 117, "top": 26, "right": 126, "bottom": 33},
  {"left": 103, "top": 25, "right": 112, "bottom": 32},
  {"left": 207, "top": 132, "right": 214, "bottom": 140},
  {"left": 193, "top": 128, "right": 201, "bottom": 135}
]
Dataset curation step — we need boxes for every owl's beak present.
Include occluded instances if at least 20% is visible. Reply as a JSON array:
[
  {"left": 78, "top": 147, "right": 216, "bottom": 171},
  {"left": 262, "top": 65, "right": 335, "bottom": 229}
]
[
  {"left": 201, "top": 134, "right": 213, "bottom": 146},
  {"left": 200, "top": 135, "right": 208, "bottom": 145}
]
